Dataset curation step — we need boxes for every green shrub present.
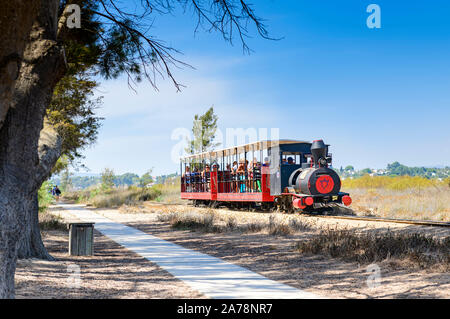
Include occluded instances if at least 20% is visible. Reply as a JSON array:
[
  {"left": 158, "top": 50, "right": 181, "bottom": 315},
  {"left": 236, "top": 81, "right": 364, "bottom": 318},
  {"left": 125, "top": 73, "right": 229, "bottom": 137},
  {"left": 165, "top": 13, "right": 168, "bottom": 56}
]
[
  {"left": 72, "top": 185, "right": 163, "bottom": 208},
  {"left": 38, "top": 181, "right": 54, "bottom": 213}
]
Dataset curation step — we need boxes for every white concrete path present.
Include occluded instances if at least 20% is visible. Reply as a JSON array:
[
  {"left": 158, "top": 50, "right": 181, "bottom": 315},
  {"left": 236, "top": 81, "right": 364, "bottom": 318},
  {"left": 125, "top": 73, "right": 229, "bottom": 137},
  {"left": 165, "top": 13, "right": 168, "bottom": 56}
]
[{"left": 60, "top": 204, "right": 320, "bottom": 299}]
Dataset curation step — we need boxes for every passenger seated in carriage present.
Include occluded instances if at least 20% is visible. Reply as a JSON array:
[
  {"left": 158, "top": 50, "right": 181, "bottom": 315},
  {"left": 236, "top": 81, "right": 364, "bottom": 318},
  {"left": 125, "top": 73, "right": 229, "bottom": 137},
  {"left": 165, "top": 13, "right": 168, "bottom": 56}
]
[
  {"left": 223, "top": 164, "right": 232, "bottom": 193},
  {"left": 192, "top": 167, "right": 200, "bottom": 191},
  {"left": 182, "top": 166, "right": 190, "bottom": 178},
  {"left": 201, "top": 164, "right": 210, "bottom": 178},
  {"left": 231, "top": 161, "right": 238, "bottom": 174},
  {"left": 253, "top": 161, "right": 262, "bottom": 192},
  {"left": 231, "top": 161, "right": 238, "bottom": 192},
  {"left": 202, "top": 164, "right": 211, "bottom": 191},
  {"left": 236, "top": 160, "right": 246, "bottom": 193},
  {"left": 183, "top": 166, "right": 191, "bottom": 191},
  {"left": 247, "top": 158, "right": 256, "bottom": 192},
  {"left": 248, "top": 159, "right": 262, "bottom": 192}
]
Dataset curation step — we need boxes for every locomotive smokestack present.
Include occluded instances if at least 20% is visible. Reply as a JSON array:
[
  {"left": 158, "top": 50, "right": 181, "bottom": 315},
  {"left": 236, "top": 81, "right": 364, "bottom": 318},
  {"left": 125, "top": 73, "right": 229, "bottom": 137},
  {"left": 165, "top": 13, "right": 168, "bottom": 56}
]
[{"left": 311, "top": 139, "right": 327, "bottom": 167}]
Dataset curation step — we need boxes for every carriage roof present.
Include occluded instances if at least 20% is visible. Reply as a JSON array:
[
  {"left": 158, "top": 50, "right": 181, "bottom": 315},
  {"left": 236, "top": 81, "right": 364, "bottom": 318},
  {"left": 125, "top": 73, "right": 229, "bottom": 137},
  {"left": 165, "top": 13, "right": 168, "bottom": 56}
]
[{"left": 181, "top": 139, "right": 311, "bottom": 161}]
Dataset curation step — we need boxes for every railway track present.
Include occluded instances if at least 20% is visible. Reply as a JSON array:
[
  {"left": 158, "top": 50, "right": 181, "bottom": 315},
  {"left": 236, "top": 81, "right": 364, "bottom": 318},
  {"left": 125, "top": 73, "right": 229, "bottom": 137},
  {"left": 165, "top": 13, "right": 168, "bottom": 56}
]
[{"left": 307, "top": 214, "right": 450, "bottom": 228}]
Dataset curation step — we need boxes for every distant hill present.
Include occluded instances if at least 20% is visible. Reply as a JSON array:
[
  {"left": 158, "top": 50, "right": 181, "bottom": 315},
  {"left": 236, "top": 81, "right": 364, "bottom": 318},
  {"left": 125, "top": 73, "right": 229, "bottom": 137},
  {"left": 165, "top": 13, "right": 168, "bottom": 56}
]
[
  {"left": 51, "top": 172, "right": 179, "bottom": 189},
  {"left": 336, "top": 162, "right": 450, "bottom": 179}
]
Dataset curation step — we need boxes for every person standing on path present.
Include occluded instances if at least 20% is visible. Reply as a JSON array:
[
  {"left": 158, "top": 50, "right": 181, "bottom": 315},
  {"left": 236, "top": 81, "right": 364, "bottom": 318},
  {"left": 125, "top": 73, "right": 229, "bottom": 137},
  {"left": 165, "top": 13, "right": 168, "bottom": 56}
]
[{"left": 54, "top": 185, "right": 61, "bottom": 202}]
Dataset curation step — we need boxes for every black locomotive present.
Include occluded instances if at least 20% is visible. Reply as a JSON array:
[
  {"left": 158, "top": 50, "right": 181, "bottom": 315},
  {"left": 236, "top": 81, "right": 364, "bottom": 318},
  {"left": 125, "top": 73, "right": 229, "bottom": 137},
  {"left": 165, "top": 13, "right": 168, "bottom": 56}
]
[{"left": 268, "top": 139, "right": 351, "bottom": 212}]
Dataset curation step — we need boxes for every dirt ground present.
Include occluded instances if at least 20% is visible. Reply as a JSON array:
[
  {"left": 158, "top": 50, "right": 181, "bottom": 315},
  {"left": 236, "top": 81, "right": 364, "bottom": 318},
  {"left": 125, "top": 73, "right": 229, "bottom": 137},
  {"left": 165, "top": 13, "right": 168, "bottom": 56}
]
[
  {"left": 17, "top": 202, "right": 450, "bottom": 299},
  {"left": 15, "top": 227, "right": 205, "bottom": 299}
]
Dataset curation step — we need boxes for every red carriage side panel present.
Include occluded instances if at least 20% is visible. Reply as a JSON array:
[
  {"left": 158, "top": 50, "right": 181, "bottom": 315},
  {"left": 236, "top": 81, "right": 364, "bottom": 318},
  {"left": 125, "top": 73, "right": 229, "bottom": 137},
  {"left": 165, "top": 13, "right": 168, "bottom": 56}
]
[{"left": 261, "top": 166, "right": 274, "bottom": 202}]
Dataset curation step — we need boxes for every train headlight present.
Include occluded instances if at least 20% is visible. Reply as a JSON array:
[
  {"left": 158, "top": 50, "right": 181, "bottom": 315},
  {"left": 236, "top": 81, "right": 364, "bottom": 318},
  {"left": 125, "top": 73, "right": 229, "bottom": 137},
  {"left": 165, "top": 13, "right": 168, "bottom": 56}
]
[
  {"left": 342, "top": 195, "right": 352, "bottom": 206},
  {"left": 304, "top": 197, "right": 314, "bottom": 206}
]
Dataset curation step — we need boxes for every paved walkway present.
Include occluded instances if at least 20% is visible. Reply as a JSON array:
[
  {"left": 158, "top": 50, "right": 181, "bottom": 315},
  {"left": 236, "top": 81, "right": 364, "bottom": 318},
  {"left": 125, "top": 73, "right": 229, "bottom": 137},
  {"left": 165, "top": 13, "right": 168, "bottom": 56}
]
[{"left": 60, "top": 204, "right": 320, "bottom": 299}]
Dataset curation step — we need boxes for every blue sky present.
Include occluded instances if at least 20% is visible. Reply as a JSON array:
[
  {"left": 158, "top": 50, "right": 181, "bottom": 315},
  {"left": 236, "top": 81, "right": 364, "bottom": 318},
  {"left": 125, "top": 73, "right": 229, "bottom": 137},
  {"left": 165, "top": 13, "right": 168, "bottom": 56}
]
[{"left": 80, "top": 0, "right": 450, "bottom": 176}]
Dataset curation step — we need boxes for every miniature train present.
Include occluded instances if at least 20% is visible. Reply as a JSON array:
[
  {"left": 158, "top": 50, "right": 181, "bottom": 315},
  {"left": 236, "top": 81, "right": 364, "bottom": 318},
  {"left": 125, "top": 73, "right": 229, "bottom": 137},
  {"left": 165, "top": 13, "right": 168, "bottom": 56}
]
[{"left": 180, "top": 139, "right": 351, "bottom": 212}]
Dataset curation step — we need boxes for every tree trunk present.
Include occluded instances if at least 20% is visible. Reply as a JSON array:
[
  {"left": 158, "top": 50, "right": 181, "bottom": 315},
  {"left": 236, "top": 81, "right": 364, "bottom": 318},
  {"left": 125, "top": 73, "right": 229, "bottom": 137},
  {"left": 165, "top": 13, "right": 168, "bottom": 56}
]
[
  {"left": 17, "top": 192, "right": 55, "bottom": 260},
  {"left": 18, "top": 122, "right": 62, "bottom": 260},
  {"left": 0, "top": 88, "right": 43, "bottom": 298},
  {"left": 0, "top": 184, "right": 29, "bottom": 298},
  {"left": 0, "top": 0, "right": 64, "bottom": 298}
]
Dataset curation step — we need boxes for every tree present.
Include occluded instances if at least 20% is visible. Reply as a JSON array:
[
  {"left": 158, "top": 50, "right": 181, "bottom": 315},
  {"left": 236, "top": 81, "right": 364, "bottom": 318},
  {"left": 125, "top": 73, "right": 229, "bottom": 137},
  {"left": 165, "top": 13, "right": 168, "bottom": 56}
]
[
  {"left": 139, "top": 169, "right": 154, "bottom": 187},
  {"left": 0, "top": 0, "right": 271, "bottom": 299},
  {"left": 101, "top": 168, "right": 115, "bottom": 190},
  {"left": 14, "top": 121, "right": 63, "bottom": 262},
  {"left": 344, "top": 165, "right": 355, "bottom": 171},
  {"left": 59, "top": 163, "right": 73, "bottom": 192},
  {"left": 48, "top": 73, "right": 103, "bottom": 171},
  {"left": 114, "top": 173, "right": 140, "bottom": 186},
  {"left": 186, "top": 106, "right": 220, "bottom": 154},
  {"left": 17, "top": 73, "right": 103, "bottom": 260}
]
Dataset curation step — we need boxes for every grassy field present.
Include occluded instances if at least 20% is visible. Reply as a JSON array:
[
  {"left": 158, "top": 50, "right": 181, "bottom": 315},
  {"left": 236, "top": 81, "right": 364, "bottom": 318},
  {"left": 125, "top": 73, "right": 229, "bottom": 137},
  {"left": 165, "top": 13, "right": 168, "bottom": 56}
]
[
  {"left": 152, "top": 182, "right": 183, "bottom": 204},
  {"left": 60, "top": 175, "right": 450, "bottom": 220},
  {"left": 342, "top": 175, "right": 450, "bottom": 190},
  {"left": 342, "top": 176, "right": 450, "bottom": 221},
  {"left": 62, "top": 181, "right": 182, "bottom": 208},
  {"left": 63, "top": 185, "right": 161, "bottom": 208}
]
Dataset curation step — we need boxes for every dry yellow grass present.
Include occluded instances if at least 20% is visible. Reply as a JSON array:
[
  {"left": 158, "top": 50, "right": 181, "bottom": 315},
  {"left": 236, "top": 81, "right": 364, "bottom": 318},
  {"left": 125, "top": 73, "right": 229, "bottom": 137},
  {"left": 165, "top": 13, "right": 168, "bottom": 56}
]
[
  {"left": 152, "top": 182, "right": 183, "bottom": 204},
  {"left": 342, "top": 175, "right": 449, "bottom": 190},
  {"left": 155, "top": 205, "right": 315, "bottom": 235},
  {"left": 341, "top": 175, "right": 450, "bottom": 221},
  {"left": 295, "top": 227, "right": 450, "bottom": 271},
  {"left": 39, "top": 211, "right": 67, "bottom": 231},
  {"left": 343, "top": 187, "right": 450, "bottom": 221}
]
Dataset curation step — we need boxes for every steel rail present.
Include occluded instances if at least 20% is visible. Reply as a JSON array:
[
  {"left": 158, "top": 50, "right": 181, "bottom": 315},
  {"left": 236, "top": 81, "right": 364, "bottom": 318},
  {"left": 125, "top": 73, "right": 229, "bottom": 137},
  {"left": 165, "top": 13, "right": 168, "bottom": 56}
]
[{"left": 306, "top": 214, "right": 450, "bottom": 228}]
